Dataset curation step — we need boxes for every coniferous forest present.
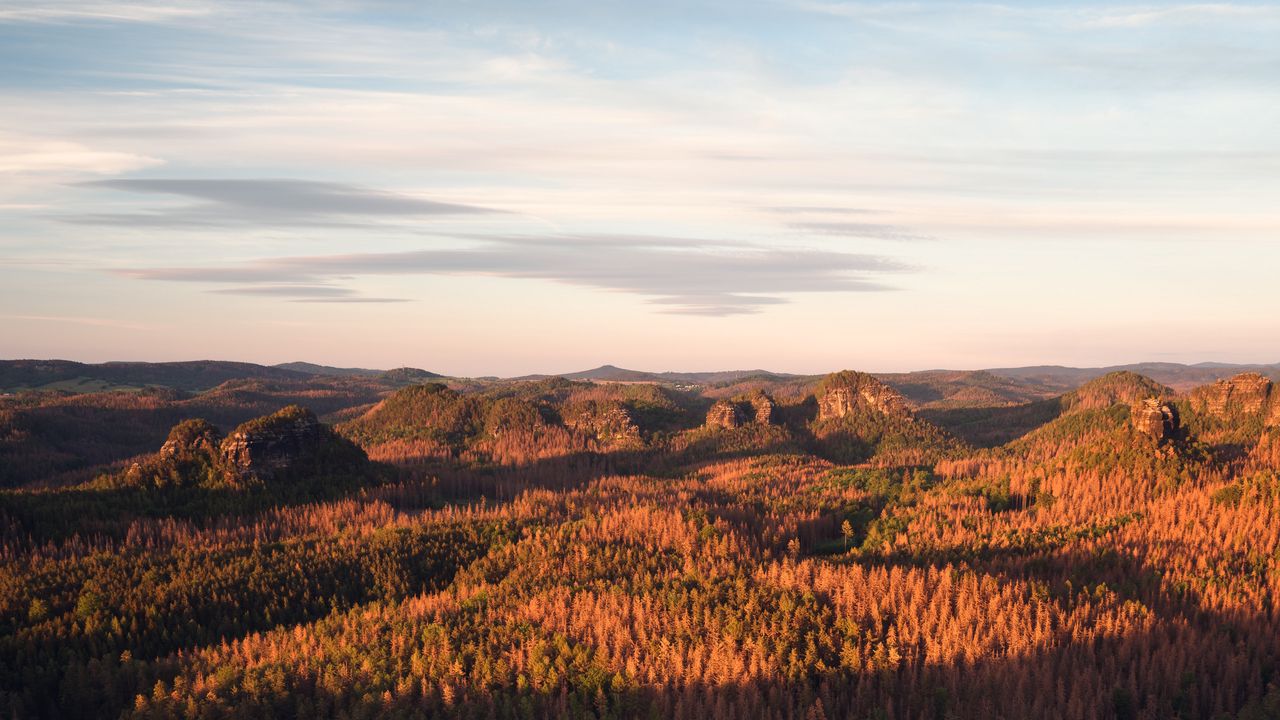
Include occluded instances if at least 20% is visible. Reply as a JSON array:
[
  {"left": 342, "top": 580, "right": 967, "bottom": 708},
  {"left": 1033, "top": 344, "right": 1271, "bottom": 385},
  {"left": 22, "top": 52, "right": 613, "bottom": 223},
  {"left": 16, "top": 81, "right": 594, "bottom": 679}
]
[{"left": 3, "top": 361, "right": 1280, "bottom": 719}]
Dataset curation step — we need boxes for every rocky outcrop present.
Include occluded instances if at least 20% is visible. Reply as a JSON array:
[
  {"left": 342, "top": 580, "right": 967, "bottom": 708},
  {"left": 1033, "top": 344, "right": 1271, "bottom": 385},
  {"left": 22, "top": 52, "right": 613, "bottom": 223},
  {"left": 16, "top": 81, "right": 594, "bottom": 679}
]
[
  {"left": 706, "top": 399, "right": 748, "bottom": 429},
  {"left": 121, "top": 405, "right": 366, "bottom": 490},
  {"left": 126, "top": 418, "right": 225, "bottom": 489},
  {"left": 1191, "top": 372, "right": 1274, "bottom": 420},
  {"left": 219, "top": 405, "right": 362, "bottom": 483},
  {"left": 566, "top": 403, "right": 642, "bottom": 448},
  {"left": 158, "top": 419, "right": 222, "bottom": 461},
  {"left": 1132, "top": 398, "right": 1180, "bottom": 442},
  {"left": 705, "top": 392, "right": 779, "bottom": 430},
  {"left": 817, "top": 372, "right": 908, "bottom": 420},
  {"left": 751, "top": 392, "right": 777, "bottom": 424}
]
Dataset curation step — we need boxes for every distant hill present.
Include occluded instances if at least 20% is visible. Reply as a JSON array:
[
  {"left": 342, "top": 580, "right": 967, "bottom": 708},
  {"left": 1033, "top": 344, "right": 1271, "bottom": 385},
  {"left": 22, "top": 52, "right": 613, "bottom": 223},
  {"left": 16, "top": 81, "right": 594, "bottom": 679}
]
[
  {"left": 274, "top": 361, "right": 384, "bottom": 377},
  {"left": 876, "top": 369, "right": 1057, "bottom": 409},
  {"left": 0, "top": 359, "right": 453, "bottom": 394},
  {"left": 549, "top": 362, "right": 1280, "bottom": 398},
  {"left": 525, "top": 364, "right": 798, "bottom": 385},
  {"left": 379, "top": 367, "right": 445, "bottom": 384},
  {"left": 516, "top": 362, "right": 1280, "bottom": 409},
  {"left": 0, "top": 359, "right": 308, "bottom": 393},
  {"left": 7, "top": 357, "right": 1279, "bottom": 400},
  {"left": 986, "top": 362, "right": 1280, "bottom": 392}
]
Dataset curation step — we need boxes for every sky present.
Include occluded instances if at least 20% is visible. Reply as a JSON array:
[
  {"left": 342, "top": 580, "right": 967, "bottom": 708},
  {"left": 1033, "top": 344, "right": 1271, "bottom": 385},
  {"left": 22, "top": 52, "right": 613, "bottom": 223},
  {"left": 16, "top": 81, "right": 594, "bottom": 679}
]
[{"left": 2, "top": 0, "right": 1279, "bottom": 376}]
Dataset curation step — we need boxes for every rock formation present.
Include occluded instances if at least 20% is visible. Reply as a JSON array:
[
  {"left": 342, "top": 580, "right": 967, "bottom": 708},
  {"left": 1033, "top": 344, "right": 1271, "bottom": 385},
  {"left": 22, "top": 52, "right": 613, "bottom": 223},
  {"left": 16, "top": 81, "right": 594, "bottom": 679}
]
[
  {"left": 817, "top": 371, "right": 908, "bottom": 420},
  {"left": 750, "top": 392, "right": 777, "bottom": 424},
  {"left": 706, "top": 399, "right": 747, "bottom": 429},
  {"left": 158, "top": 419, "right": 222, "bottom": 461},
  {"left": 121, "top": 405, "right": 366, "bottom": 490},
  {"left": 1132, "top": 398, "right": 1180, "bottom": 442},
  {"left": 219, "top": 405, "right": 363, "bottom": 483},
  {"left": 705, "top": 392, "right": 779, "bottom": 430},
  {"left": 567, "top": 403, "right": 643, "bottom": 448},
  {"left": 1191, "top": 372, "right": 1274, "bottom": 420}
]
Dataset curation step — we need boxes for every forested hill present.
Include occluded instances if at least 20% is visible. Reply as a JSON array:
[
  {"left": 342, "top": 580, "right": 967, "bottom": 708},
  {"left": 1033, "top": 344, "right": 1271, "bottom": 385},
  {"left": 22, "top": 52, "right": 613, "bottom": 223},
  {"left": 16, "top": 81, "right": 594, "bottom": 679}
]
[
  {"left": 0, "top": 360, "right": 310, "bottom": 393},
  {"left": 4, "top": 365, "right": 1280, "bottom": 717}
]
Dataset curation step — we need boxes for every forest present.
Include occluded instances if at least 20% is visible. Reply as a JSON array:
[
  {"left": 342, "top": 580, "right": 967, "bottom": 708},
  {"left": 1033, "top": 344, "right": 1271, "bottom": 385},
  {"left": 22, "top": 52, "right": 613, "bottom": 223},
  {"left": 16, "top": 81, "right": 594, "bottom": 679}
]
[{"left": 2, "top": 361, "right": 1280, "bottom": 719}]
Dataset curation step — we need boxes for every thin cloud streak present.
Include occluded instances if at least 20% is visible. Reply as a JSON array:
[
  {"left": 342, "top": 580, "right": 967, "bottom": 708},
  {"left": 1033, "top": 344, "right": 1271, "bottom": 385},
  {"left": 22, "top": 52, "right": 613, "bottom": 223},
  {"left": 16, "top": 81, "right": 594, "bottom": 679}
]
[
  {"left": 116, "top": 234, "right": 910, "bottom": 316},
  {"left": 290, "top": 298, "right": 413, "bottom": 304},
  {"left": 206, "top": 285, "right": 360, "bottom": 298},
  {"left": 768, "top": 206, "right": 883, "bottom": 215},
  {"left": 0, "top": 1, "right": 215, "bottom": 24},
  {"left": 789, "top": 222, "right": 934, "bottom": 241},
  {"left": 67, "top": 179, "right": 499, "bottom": 228}
]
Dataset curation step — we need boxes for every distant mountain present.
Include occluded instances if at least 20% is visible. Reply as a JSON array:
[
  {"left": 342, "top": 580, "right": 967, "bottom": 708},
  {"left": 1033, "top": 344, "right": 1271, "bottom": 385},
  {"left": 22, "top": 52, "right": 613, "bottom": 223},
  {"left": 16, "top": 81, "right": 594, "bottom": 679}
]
[
  {"left": 274, "top": 361, "right": 384, "bottom": 377},
  {"left": 528, "top": 364, "right": 797, "bottom": 385},
  {"left": 0, "top": 359, "right": 308, "bottom": 393},
  {"left": 559, "top": 364, "right": 656, "bottom": 382},
  {"left": 986, "top": 362, "right": 1280, "bottom": 392}
]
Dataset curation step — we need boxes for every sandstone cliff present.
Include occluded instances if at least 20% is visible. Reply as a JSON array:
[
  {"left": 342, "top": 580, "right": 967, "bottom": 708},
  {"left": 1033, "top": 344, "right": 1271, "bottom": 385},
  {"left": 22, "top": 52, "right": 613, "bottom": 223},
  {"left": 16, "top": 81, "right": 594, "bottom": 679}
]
[
  {"left": 1190, "top": 372, "right": 1277, "bottom": 423},
  {"left": 220, "top": 405, "right": 366, "bottom": 484},
  {"left": 1131, "top": 398, "right": 1180, "bottom": 442},
  {"left": 565, "top": 403, "right": 643, "bottom": 449},
  {"left": 121, "top": 405, "right": 367, "bottom": 490},
  {"left": 705, "top": 392, "right": 779, "bottom": 430},
  {"left": 817, "top": 371, "right": 910, "bottom": 420},
  {"left": 706, "top": 399, "right": 747, "bottom": 429}
]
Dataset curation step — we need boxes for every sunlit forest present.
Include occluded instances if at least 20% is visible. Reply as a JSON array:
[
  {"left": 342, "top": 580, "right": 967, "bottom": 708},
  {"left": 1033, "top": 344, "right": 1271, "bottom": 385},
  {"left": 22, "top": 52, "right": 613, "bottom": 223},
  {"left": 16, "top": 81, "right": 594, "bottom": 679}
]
[{"left": 3, "top": 361, "right": 1280, "bottom": 719}]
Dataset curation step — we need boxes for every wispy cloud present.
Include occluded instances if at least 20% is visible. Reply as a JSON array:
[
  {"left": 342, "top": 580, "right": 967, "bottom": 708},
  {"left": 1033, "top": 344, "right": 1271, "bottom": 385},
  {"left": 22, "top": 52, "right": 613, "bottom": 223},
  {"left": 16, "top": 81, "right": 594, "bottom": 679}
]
[
  {"left": 789, "top": 222, "right": 933, "bottom": 241},
  {"left": 66, "top": 179, "right": 499, "bottom": 227},
  {"left": 116, "top": 234, "right": 909, "bottom": 316},
  {"left": 206, "top": 284, "right": 412, "bottom": 303},
  {"left": 1071, "top": 4, "right": 1280, "bottom": 29},
  {"left": 0, "top": 136, "right": 161, "bottom": 175},
  {"left": 0, "top": 1, "right": 215, "bottom": 24},
  {"left": 291, "top": 297, "right": 412, "bottom": 304},
  {"left": 767, "top": 206, "right": 882, "bottom": 215}
]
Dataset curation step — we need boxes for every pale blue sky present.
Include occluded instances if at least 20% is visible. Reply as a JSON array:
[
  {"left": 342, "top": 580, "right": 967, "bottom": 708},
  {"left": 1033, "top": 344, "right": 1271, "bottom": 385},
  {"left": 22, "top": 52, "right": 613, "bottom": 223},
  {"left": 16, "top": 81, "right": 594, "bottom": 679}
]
[{"left": 2, "top": 1, "right": 1279, "bottom": 375}]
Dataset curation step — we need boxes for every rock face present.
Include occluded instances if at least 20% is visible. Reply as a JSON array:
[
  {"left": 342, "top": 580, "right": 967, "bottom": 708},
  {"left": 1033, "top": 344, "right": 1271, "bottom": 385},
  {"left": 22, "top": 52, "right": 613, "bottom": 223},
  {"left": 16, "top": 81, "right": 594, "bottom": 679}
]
[
  {"left": 124, "top": 405, "right": 365, "bottom": 490},
  {"left": 751, "top": 393, "right": 777, "bottom": 424},
  {"left": 567, "top": 404, "right": 642, "bottom": 448},
  {"left": 706, "top": 399, "right": 748, "bottom": 429},
  {"left": 1132, "top": 398, "right": 1180, "bottom": 442},
  {"left": 817, "top": 372, "right": 908, "bottom": 421},
  {"left": 1191, "top": 372, "right": 1274, "bottom": 419},
  {"left": 220, "top": 406, "right": 321, "bottom": 481},
  {"left": 705, "top": 392, "right": 779, "bottom": 430},
  {"left": 219, "top": 405, "right": 365, "bottom": 484}
]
